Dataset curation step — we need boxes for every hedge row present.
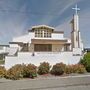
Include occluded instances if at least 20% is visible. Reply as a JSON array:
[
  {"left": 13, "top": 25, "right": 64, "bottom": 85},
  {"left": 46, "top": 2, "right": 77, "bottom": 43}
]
[
  {"left": 6, "top": 64, "right": 37, "bottom": 80},
  {"left": 0, "top": 62, "right": 87, "bottom": 80}
]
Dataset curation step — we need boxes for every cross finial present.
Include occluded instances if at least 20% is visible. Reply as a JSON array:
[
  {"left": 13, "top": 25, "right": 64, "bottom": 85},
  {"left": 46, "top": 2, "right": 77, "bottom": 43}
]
[{"left": 72, "top": 4, "right": 80, "bottom": 15}]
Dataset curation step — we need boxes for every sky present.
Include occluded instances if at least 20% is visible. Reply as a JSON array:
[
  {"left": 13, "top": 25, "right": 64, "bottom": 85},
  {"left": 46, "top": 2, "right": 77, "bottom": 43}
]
[{"left": 0, "top": 0, "right": 90, "bottom": 47}]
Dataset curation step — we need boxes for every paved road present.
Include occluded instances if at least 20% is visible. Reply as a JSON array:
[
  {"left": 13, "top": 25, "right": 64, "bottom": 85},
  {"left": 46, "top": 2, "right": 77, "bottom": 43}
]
[{"left": 0, "top": 75, "right": 90, "bottom": 90}]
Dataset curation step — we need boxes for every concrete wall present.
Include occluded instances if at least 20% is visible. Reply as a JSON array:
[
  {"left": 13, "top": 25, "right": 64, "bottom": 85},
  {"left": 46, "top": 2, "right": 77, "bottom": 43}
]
[
  {"left": 10, "top": 44, "right": 19, "bottom": 47},
  {"left": 28, "top": 43, "right": 34, "bottom": 52},
  {"left": 52, "top": 33, "right": 64, "bottom": 39},
  {"left": 13, "top": 32, "right": 65, "bottom": 44},
  {"left": 73, "top": 48, "right": 82, "bottom": 55},
  {"left": 5, "top": 51, "right": 82, "bottom": 69}
]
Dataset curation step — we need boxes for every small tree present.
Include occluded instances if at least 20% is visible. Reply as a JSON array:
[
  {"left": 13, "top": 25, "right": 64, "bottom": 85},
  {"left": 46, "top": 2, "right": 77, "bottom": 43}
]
[
  {"left": 80, "top": 52, "right": 90, "bottom": 72},
  {"left": 38, "top": 62, "right": 51, "bottom": 75}
]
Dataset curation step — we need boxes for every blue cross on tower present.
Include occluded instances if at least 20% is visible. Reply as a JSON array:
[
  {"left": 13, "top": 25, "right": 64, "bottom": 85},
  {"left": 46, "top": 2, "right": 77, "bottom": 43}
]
[{"left": 72, "top": 4, "right": 80, "bottom": 15}]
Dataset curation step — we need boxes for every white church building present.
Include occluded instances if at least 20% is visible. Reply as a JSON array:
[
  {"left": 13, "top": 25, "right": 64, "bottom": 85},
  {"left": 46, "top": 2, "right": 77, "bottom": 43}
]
[{"left": 0, "top": 5, "right": 84, "bottom": 69}]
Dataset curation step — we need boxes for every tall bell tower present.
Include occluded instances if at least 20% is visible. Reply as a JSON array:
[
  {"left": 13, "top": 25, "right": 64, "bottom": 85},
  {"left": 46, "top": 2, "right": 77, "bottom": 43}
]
[{"left": 71, "top": 5, "right": 83, "bottom": 50}]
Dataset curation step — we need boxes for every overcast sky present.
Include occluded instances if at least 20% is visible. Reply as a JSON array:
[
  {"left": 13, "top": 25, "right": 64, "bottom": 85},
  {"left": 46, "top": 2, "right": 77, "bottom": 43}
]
[{"left": 0, "top": 0, "right": 90, "bottom": 47}]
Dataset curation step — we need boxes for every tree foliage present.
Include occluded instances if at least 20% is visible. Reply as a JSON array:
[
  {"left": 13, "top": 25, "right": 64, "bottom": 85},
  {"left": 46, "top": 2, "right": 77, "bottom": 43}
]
[{"left": 80, "top": 52, "right": 90, "bottom": 72}]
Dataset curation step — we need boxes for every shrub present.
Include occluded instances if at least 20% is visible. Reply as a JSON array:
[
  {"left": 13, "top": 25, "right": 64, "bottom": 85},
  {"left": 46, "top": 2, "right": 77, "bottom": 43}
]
[
  {"left": 51, "top": 63, "right": 66, "bottom": 76},
  {"left": 86, "top": 66, "right": 90, "bottom": 72},
  {"left": 23, "top": 64, "right": 37, "bottom": 78},
  {"left": 38, "top": 62, "right": 51, "bottom": 75},
  {"left": 5, "top": 63, "right": 37, "bottom": 80},
  {"left": 6, "top": 64, "right": 23, "bottom": 80},
  {"left": 72, "top": 64, "right": 86, "bottom": 74},
  {"left": 0, "top": 66, "right": 6, "bottom": 78},
  {"left": 65, "top": 65, "right": 73, "bottom": 74},
  {"left": 65, "top": 64, "right": 86, "bottom": 74},
  {"left": 80, "top": 52, "right": 90, "bottom": 72}
]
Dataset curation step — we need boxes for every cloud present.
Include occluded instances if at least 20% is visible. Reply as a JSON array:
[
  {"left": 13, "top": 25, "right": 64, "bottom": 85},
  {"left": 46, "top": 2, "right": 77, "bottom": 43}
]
[
  {"left": 55, "top": 3, "right": 90, "bottom": 47},
  {"left": 79, "top": 8, "right": 90, "bottom": 47},
  {"left": 55, "top": 0, "right": 83, "bottom": 36},
  {"left": 0, "top": 0, "right": 89, "bottom": 47},
  {"left": 55, "top": 17, "right": 71, "bottom": 38},
  {"left": 0, "top": 0, "right": 28, "bottom": 44},
  {"left": 38, "top": 0, "right": 82, "bottom": 26}
]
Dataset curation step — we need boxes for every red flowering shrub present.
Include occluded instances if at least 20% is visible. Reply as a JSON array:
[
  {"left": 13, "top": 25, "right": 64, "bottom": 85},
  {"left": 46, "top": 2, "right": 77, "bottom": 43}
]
[
  {"left": 65, "top": 64, "right": 86, "bottom": 74},
  {"left": 6, "top": 64, "right": 37, "bottom": 80},
  {"left": 38, "top": 62, "right": 51, "bottom": 75},
  {"left": 65, "top": 65, "right": 73, "bottom": 74},
  {"left": 23, "top": 64, "right": 37, "bottom": 78},
  {"left": 0, "top": 66, "right": 6, "bottom": 78},
  {"left": 51, "top": 63, "right": 66, "bottom": 76},
  {"left": 72, "top": 64, "right": 86, "bottom": 74},
  {"left": 6, "top": 64, "right": 23, "bottom": 80}
]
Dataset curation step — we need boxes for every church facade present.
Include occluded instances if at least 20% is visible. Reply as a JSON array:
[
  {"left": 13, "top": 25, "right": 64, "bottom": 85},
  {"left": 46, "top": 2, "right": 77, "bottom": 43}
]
[
  {"left": 0, "top": 5, "right": 84, "bottom": 69},
  {"left": 11, "top": 25, "right": 71, "bottom": 53}
]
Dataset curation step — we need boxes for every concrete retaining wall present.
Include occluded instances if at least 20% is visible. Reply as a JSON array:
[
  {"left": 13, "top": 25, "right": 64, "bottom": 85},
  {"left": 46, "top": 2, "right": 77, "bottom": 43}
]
[{"left": 5, "top": 52, "right": 82, "bottom": 69}]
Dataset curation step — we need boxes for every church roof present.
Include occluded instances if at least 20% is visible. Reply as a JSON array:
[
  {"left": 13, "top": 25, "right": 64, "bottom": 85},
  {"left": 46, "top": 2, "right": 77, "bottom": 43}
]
[
  {"left": 28, "top": 25, "right": 64, "bottom": 34},
  {"left": 32, "top": 25, "right": 54, "bottom": 30}
]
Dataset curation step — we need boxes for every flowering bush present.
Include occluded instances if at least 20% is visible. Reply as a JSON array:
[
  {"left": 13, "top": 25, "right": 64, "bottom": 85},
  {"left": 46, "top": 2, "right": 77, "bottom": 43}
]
[
  {"left": 65, "top": 64, "right": 86, "bottom": 74},
  {"left": 23, "top": 64, "right": 37, "bottom": 78},
  {"left": 6, "top": 64, "right": 23, "bottom": 80},
  {"left": 0, "top": 66, "right": 6, "bottom": 78},
  {"left": 65, "top": 65, "right": 73, "bottom": 74},
  {"left": 6, "top": 64, "right": 37, "bottom": 80},
  {"left": 72, "top": 64, "right": 86, "bottom": 74},
  {"left": 50, "top": 63, "right": 66, "bottom": 75},
  {"left": 38, "top": 62, "right": 51, "bottom": 75},
  {"left": 2, "top": 62, "right": 86, "bottom": 80}
]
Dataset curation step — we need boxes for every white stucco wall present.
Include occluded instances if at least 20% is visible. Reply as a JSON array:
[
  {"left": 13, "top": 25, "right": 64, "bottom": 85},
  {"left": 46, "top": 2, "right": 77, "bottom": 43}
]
[
  {"left": 12, "top": 32, "right": 65, "bottom": 44},
  {"left": 5, "top": 51, "right": 82, "bottom": 69},
  {"left": 52, "top": 33, "right": 64, "bottom": 39},
  {"left": 28, "top": 43, "right": 34, "bottom": 52},
  {"left": 10, "top": 44, "right": 19, "bottom": 47},
  {"left": 74, "top": 15, "right": 79, "bottom": 32},
  {"left": 73, "top": 48, "right": 82, "bottom": 55}
]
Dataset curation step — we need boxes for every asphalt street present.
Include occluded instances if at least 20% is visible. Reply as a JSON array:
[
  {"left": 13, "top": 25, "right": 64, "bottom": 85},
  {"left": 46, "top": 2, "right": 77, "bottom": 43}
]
[{"left": 0, "top": 75, "right": 90, "bottom": 90}]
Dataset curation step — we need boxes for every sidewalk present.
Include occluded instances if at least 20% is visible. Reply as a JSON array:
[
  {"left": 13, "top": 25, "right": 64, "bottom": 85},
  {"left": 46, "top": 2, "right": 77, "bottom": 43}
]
[
  {"left": 0, "top": 78, "right": 12, "bottom": 83},
  {"left": 0, "top": 74, "right": 90, "bottom": 90}
]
